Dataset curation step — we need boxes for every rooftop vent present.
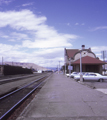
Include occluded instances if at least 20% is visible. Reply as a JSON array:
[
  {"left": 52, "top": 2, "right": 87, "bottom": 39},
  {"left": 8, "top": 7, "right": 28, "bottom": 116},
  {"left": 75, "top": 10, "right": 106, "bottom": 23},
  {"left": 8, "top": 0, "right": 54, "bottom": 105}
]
[
  {"left": 82, "top": 45, "right": 85, "bottom": 50},
  {"left": 89, "top": 48, "right": 91, "bottom": 51}
]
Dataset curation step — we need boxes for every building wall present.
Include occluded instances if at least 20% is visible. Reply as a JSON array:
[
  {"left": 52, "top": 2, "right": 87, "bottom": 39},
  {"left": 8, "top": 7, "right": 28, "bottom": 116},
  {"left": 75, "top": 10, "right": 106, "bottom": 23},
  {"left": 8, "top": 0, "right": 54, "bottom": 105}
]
[
  {"left": 64, "top": 55, "right": 68, "bottom": 64},
  {"left": 0, "top": 66, "right": 3, "bottom": 75},
  {"left": 75, "top": 65, "right": 79, "bottom": 72},
  {"left": 73, "top": 64, "right": 102, "bottom": 73},
  {"left": 74, "top": 51, "right": 95, "bottom": 61},
  {"left": 88, "top": 53, "right": 95, "bottom": 58},
  {"left": 99, "top": 65, "right": 103, "bottom": 74},
  {"left": 64, "top": 48, "right": 69, "bottom": 64},
  {"left": 64, "top": 48, "right": 104, "bottom": 74},
  {"left": 83, "top": 65, "right": 86, "bottom": 72}
]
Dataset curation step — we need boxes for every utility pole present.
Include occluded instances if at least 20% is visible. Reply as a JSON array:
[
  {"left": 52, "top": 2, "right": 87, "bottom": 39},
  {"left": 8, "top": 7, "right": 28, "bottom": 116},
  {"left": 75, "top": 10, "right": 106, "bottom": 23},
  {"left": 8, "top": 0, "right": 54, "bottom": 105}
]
[
  {"left": 58, "top": 61, "right": 60, "bottom": 74},
  {"left": 57, "top": 65, "right": 58, "bottom": 73},
  {"left": 80, "top": 45, "right": 85, "bottom": 82},
  {"left": 2, "top": 57, "right": 3, "bottom": 65},
  {"left": 102, "top": 51, "right": 106, "bottom": 61},
  {"left": 101, "top": 51, "right": 106, "bottom": 74},
  {"left": 65, "top": 56, "right": 67, "bottom": 75},
  {"left": 80, "top": 50, "right": 83, "bottom": 82},
  {"left": 64, "top": 48, "right": 67, "bottom": 75},
  {"left": 69, "top": 58, "right": 71, "bottom": 77},
  {"left": 64, "top": 62, "right": 66, "bottom": 75}
]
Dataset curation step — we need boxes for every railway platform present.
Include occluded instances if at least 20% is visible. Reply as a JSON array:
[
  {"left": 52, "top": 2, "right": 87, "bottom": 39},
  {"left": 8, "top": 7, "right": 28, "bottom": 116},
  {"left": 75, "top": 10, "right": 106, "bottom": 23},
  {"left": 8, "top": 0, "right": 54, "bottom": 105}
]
[{"left": 16, "top": 73, "right": 107, "bottom": 120}]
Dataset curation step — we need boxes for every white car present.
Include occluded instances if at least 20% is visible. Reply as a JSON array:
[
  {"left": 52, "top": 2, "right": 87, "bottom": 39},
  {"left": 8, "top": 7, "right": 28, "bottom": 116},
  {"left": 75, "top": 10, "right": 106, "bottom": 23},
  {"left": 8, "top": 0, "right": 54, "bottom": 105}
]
[
  {"left": 73, "top": 72, "right": 87, "bottom": 79},
  {"left": 66, "top": 72, "right": 78, "bottom": 77},
  {"left": 66, "top": 73, "right": 70, "bottom": 77},
  {"left": 70, "top": 72, "right": 79, "bottom": 78},
  {"left": 74, "top": 73, "right": 107, "bottom": 82}
]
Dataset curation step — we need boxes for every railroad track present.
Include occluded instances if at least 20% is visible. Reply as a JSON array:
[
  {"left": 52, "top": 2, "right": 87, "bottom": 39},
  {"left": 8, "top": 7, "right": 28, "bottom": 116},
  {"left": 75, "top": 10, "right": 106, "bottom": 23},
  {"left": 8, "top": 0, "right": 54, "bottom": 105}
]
[
  {"left": 0, "top": 73, "right": 52, "bottom": 120},
  {"left": 0, "top": 73, "right": 44, "bottom": 85},
  {"left": 0, "top": 73, "right": 50, "bottom": 97}
]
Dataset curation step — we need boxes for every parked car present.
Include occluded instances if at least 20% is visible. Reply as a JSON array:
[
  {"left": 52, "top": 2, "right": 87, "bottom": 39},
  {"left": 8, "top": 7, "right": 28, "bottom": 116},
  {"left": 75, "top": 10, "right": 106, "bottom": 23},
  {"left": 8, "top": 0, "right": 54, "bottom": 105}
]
[
  {"left": 74, "top": 73, "right": 107, "bottom": 82},
  {"left": 66, "top": 73, "right": 70, "bottom": 77},
  {"left": 70, "top": 72, "right": 79, "bottom": 78},
  {"left": 73, "top": 72, "right": 85, "bottom": 80},
  {"left": 72, "top": 72, "right": 86, "bottom": 79},
  {"left": 66, "top": 72, "right": 79, "bottom": 77}
]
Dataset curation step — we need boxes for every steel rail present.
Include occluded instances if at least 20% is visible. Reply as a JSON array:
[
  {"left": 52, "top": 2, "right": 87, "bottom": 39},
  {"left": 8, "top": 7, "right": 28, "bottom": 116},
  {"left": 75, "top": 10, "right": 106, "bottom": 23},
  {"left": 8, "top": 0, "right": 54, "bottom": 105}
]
[
  {"left": 0, "top": 75, "right": 47, "bottom": 100},
  {"left": 0, "top": 73, "right": 43, "bottom": 85},
  {"left": 0, "top": 73, "right": 52, "bottom": 120}
]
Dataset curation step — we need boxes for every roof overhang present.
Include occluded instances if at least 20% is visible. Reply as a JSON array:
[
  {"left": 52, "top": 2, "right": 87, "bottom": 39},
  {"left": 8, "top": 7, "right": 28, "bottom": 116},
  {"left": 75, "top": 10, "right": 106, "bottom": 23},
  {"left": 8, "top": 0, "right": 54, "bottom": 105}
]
[{"left": 72, "top": 56, "right": 106, "bottom": 65}]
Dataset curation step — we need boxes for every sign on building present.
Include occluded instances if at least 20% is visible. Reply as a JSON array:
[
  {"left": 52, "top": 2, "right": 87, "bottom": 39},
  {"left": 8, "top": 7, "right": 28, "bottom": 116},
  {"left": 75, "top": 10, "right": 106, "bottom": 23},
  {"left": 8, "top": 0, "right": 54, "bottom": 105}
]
[{"left": 68, "top": 66, "right": 73, "bottom": 70}]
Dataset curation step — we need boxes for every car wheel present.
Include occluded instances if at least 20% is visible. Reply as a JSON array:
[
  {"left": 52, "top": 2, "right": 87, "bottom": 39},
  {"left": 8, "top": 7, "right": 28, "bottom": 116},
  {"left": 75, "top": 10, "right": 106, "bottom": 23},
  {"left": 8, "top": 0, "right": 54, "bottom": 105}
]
[{"left": 99, "top": 79, "right": 103, "bottom": 82}]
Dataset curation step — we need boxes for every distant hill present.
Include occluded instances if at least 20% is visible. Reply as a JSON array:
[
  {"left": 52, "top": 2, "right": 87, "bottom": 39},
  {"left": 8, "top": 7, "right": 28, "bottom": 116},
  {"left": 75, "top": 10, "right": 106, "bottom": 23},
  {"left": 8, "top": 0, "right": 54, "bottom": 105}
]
[
  {"left": 45, "top": 67, "right": 57, "bottom": 71},
  {"left": 3, "top": 62, "right": 48, "bottom": 71}
]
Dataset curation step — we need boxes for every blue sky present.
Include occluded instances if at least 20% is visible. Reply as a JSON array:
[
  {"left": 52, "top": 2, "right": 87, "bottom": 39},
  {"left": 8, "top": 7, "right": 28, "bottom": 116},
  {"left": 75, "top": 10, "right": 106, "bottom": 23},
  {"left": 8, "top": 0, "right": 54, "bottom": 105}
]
[{"left": 0, "top": 0, "right": 107, "bottom": 67}]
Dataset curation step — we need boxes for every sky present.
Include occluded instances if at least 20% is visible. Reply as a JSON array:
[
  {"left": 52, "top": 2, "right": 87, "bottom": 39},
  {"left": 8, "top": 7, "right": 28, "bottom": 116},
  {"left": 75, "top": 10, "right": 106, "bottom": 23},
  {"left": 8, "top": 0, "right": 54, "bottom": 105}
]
[{"left": 0, "top": 0, "right": 107, "bottom": 68}]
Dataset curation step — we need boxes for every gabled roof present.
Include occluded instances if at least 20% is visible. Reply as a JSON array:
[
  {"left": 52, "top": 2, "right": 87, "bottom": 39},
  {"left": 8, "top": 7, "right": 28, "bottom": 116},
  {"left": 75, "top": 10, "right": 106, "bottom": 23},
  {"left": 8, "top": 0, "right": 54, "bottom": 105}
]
[
  {"left": 66, "top": 49, "right": 79, "bottom": 58},
  {"left": 65, "top": 48, "right": 96, "bottom": 59},
  {"left": 73, "top": 56, "right": 106, "bottom": 65}
]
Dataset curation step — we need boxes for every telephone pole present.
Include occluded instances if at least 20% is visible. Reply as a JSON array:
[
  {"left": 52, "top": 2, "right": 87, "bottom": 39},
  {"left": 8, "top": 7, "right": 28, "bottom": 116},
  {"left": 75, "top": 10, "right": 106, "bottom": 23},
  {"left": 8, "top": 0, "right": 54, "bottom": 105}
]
[
  {"left": 58, "top": 61, "right": 60, "bottom": 74},
  {"left": 2, "top": 57, "right": 3, "bottom": 65},
  {"left": 101, "top": 51, "right": 106, "bottom": 74}
]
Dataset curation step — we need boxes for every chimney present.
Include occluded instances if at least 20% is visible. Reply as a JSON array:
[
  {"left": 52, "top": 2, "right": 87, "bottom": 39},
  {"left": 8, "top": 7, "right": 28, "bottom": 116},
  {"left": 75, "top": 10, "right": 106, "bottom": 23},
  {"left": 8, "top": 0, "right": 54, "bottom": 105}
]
[
  {"left": 89, "top": 48, "right": 91, "bottom": 51},
  {"left": 82, "top": 45, "right": 85, "bottom": 50}
]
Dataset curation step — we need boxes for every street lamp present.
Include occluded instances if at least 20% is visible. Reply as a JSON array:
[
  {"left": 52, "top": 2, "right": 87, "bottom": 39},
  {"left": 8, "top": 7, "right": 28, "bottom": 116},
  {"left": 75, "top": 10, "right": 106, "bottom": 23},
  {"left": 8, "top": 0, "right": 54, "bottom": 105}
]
[
  {"left": 69, "top": 58, "right": 71, "bottom": 77},
  {"left": 80, "top": 45, "right": 85, "bottom": 82},
  {"left": 80, "top": 50, "right": 83, "bottom": 82}
]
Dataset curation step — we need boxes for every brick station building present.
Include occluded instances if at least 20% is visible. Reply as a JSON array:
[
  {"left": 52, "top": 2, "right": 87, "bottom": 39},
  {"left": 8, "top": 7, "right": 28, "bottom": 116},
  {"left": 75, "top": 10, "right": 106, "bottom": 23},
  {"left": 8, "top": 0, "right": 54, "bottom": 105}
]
[{"left": 64, "top": 45, "right": 106, "bottom": 74}]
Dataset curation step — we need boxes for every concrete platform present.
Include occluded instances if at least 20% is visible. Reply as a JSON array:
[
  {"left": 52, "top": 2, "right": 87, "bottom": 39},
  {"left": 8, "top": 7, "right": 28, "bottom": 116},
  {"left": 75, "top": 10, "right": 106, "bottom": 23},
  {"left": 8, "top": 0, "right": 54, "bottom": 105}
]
[{"left": 16, "top": 73, "right": 107, "bottom": 120}]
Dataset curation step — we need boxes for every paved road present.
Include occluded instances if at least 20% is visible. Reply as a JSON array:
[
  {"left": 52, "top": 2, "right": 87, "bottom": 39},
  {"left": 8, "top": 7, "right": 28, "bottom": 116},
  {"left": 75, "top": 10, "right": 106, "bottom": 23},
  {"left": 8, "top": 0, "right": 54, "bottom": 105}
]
[
  {"left": 17, "top": 73, "right": 107, "bottom": 120},
  {"left": 80, "top": 81, "right": 107, "bottom": 89}
]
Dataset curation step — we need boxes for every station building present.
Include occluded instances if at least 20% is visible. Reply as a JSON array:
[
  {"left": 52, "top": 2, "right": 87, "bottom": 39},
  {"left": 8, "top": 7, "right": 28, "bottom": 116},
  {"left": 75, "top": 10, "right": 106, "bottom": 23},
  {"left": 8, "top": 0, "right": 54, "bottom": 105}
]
[{"left": 64, "top": 45, "right": 106, "bottom": 74}]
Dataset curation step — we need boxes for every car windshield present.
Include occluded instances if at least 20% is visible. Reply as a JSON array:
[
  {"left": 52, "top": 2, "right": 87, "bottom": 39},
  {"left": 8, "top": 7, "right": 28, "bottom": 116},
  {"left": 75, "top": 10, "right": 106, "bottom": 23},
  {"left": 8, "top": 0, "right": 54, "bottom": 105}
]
[
  {"left": 78, "top": 72, "right": 86, "bottom": 75},
  {"left": 95, "top": 73, "right": 102, "bottom": 76},
  {"left": 89, "top": 74, "right": 96, "bottom": 76},
  {"left": 72, "top": 72, "right": 78, "bottom": 74}
]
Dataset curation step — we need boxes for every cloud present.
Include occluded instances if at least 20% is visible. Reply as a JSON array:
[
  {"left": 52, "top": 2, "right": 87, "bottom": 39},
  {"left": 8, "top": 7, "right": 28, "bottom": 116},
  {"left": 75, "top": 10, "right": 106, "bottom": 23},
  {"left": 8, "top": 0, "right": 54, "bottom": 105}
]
[
  {"left": 33, "top": 48, "right": 64, "bottom": 59},
  {"left": 22, "top": 2, "right": 34, "bottom": 7},
  {"left": 91, "top": 46, "right": 107, "bottom": 52},
  {"left": 0, "top": 43, "right": 64, "bottom": 67},
  {"left": 75, "top": 23, "right": 85, "bottom": 26},
  {"left": 10, "top": 32, "right": 30, "bottom": 41},
  {"left": 0, "top": 0, "right": 13, "bottom": 5},
  {"left": 32, "top": 48, "right": 64, "bottom": 67},
  {"left": 0, "top": 10, "right": 47, "bottom": 30},
  {"left": 90, "top": 26, "right": 107, "bottom": 31},
  {"left": 0, "top": 9, "right": 79, "bottom": 67},
  {"left": 81, "top": 23, "right": 85, "bottom": 26},
  {"left": 8, "top": 39, "right": 16, "bottom": 42},
  {"left": 91, "top": 46, "right": 107, "bottom": 59},
  {"left": 0, "top": 10, "right": 78, "bottom": 48},
  {"left": 0, "top": 31, "right": 30, "bottom": 42},
  {"left": 0, "top": 43, "right": 21, "bottom": 61},
  {"left": 22, "top": 33, "right": 78, "bottom": 48},
  {"left": 0, "top": 43, "right": 31, "bottom": 62},
  {"left": 1, "top": 35, "right": 9, "bottom": 38},
  {"left": 67, "top": 23, "right": 70, "bottom": 26},
  {"left": 75, "top": 23, "right": 79, "bottom": 25}
]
